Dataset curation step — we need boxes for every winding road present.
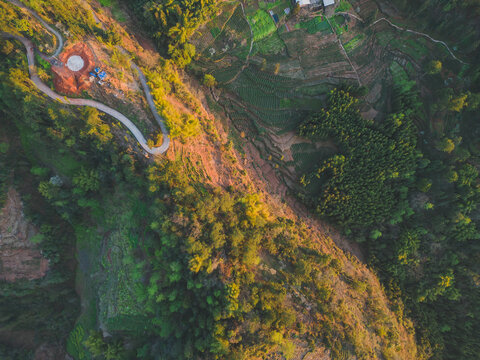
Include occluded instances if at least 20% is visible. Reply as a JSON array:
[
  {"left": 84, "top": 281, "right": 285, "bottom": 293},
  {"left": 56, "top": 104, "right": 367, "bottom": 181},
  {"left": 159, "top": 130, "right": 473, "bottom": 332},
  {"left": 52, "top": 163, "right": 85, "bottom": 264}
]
[
  {"left": 370, "top": 17, "right": 467, "bottom": 65},
  {"left": 7, "top": 0, "right": 64, "bottom": 58},
  {"left": 335, "top": 11, "right": 467, "bottom": 65},
  {"left": 3, "top": 0, "right": 170, "bottom": 155}
]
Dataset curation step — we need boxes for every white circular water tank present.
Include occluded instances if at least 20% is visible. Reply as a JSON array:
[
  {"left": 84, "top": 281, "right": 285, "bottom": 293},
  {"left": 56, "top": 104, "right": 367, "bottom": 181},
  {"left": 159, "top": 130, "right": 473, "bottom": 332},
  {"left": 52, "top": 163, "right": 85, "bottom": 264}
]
[{"left": 66, "top": 55, "right": 85, "bottom": 71}]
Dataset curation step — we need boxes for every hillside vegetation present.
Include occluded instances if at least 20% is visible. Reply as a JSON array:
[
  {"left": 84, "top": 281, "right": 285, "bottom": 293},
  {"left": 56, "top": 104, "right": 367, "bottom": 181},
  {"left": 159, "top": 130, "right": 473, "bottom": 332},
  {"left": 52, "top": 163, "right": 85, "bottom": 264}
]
[
  {"left": 189, "top": 0, "right": 480, "bottom": 359},
  {"left": 0, "top": 0, "right": 423, "bottom": 359}
]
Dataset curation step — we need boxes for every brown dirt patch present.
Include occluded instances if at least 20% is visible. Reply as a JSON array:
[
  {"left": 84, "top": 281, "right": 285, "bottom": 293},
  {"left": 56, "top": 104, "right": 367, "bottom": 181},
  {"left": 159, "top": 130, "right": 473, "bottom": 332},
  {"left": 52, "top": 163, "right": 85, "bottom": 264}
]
[
  {"left": 52, "top": 43, "right": 95, "bottom": 94},
  {"left": 0, "top": 187, "right": 49, "bottom": 282}
]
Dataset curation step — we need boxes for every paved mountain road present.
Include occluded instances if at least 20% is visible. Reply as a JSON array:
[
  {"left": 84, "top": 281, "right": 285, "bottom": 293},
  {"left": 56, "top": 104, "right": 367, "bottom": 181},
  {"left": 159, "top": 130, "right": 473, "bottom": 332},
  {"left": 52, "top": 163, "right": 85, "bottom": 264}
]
[
  {"left": 3, "top": 0, "right": 170, "bottom": 155},
  {"left": 7, "top": 0, "right": 64, "bottom": 58}
]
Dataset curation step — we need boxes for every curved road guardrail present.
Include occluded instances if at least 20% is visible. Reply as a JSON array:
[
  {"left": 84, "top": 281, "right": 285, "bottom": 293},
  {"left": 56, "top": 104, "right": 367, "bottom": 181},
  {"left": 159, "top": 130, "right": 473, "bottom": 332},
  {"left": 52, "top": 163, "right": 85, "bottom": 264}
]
[{"left": 3, "top": 0, "right": 170, "bottom": 155}]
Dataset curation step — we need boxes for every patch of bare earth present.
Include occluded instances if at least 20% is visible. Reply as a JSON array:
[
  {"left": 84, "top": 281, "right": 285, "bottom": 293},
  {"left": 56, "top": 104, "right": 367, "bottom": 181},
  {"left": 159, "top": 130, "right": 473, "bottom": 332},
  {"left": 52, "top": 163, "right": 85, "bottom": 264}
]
[{"left": 0, "top": 187, "right": 49, "bottom": 282}]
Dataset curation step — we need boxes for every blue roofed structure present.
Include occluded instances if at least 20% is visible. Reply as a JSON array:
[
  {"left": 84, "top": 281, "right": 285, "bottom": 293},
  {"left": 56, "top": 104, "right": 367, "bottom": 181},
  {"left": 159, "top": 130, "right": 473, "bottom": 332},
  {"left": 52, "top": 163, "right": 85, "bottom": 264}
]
[{"left": 98, "top": 71, "right": 107, "bottom": 80}]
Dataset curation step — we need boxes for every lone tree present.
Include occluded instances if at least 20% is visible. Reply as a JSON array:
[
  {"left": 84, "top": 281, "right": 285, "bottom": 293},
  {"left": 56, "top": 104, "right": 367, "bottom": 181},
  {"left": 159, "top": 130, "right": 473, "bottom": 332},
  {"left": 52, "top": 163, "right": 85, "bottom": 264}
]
[
  {"left": 448, "top": 93, "right": 468, "bottom": 112},
  {"left": 274, "top": 63, "right": 280, "bottom": 75},
  {"left": 203, "top": 74, "right": 216, "bottom": 87},
  {"left": 426, "top": 60, "right": 442, "bottom": 75},
  {"left": 447, "top": 169, "right": 458, "bottom": 183},
  {"left": 437, "top": 138, "right": 455, "bottom": 153}
]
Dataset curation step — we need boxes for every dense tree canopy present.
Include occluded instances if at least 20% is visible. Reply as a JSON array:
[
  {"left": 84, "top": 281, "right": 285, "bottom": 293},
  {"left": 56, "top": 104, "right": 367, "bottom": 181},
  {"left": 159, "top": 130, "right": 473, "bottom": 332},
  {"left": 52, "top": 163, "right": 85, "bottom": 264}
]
[
  {"left": 125, "top": 0, "right": 217, "bottom": 67},
  {"left": 299, "top": 89, "right": 418, "bottom": 229}
]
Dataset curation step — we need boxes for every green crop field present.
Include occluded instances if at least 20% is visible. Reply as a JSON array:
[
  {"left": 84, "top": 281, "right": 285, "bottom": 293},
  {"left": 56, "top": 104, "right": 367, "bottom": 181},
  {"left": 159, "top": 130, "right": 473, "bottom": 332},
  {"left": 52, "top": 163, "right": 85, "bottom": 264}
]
[
  {"left": 210, "top": 27, "right": 220, "bottom": 38},
  {"left": 227, "top": 6, "right": 252, "bottom": 35},
  {"left": 330, "top": 15, "right": 348, "bottom": 35},
  {"left": 295, "top": 16, "right": 332, "bottom": 34},
  {"left": 259, "top": 0, "right": 288, "bottom": 11},
  {"left": 344, "top": 33, "right": 366, "bottom": 52},
  {"left": 335, "top": 0, "right": 352, "bottom": 12},
  {"left": 254, "top": 31, "right": 286, "bottom": 55},
  {"left": 202, "top": 5, "right": 251, "bottom": 60},
  {"left": 296, "top": 82, "right": 334, "bottom": 96},
  {"left": 248, "top": 9, "right": 277, "bottom": 41},
  {"left": 211, "top": 63, "right": 243, "bottom": 83},
  {"left": 234, "top": 83, "right": 281, "bottom": 110},
  {"left": 390, "top": 61, "right": 409, "bottom": 85},
  {"left": 252, "top": 108, "right": 304, "bottom": 131},
  {"left": 375, "top": 31, "right": 395, "bottom": 46}
]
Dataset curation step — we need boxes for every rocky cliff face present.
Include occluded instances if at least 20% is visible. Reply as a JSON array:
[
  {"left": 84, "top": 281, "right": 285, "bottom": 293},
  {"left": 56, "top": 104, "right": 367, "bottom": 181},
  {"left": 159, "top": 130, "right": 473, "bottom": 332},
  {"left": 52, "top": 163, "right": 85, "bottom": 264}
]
[{"left": 0, "top": 187, "right": 49, "bottom": 282}]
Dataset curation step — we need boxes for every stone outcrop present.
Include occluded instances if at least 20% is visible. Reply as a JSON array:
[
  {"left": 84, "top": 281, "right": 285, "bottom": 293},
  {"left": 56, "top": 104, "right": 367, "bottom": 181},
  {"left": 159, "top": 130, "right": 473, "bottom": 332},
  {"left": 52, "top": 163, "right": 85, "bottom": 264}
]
[{"left": 52, "top": 43, "right": 95, "bottom": 94}]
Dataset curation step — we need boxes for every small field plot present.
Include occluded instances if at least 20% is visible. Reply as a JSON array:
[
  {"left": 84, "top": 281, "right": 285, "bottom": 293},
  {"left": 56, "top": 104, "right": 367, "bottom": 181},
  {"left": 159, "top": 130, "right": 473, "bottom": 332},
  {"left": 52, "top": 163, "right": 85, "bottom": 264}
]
[
  {"left": 211, "top": 62, "right": 244, "bottom": 83},
  {"left": 252, "top": 108, "right": 305, "bottom": 131},
  {"left": 330, "top": 14, "right": 348, "bottom": 35},
  {"left": 259, "top": 0, "right": 290, "bottom": 20},
  {"left": 98, "top": 228, "right": 145, "bottom": 329},
  {"left": 281, "top": 30, "right": 310, "bottom": 57},
  {"left": 203, "top": 5, "right": 252, "bottom": 60},
  {"left": 233, "top": 82, "right": 282, "bottom": 110},
  {"left": 375, "top": 28, "right": 431, "bottom": 62},
  {"left": 224, "top": 66, "right": 309, "bottom": 132},
  {"left": 191, "top": 2, "right": 238, "bottom": 52},
  {"left": 348, "top": 0, "right": 378, "bottom": 21},
  {"left": 97, "top": 196, "right": 150, "bottom": 334},
  {"left": 248, "top": 9, "right": 277, "bottom": 41},
  {"left": 388, "top": 34, "right": 429, "bottom": 61},
  {"left": 227, "top": 67, "right": 295, "bottom": 110},
  {"left": 259, "top": 0, "right": 288, "bottom": 11},
  {"left": 390, "top": 61, "right": 409, "bottom": 85},
  {"left": 254, "top": 31, "right": 286, "bottom": 55},
  {"left": 243, "top": 67, "right": 295, "bottom": 94},
  {"left": 335, "top": 0, "right": 352, "bottom": 12},
  {"left": 296, "top": 82, "right": 334, "bottom": 96},
  {"left": 299, "top": 42, "right": 345, "bottom": 69},
  {"left": 344, "top": 33, "right": 366, "bottom": 53},
  {"left": 295, "top": 16, "right": 332, "bottom": 35},
  {"left": 223, "top": 6, "right": 252, "bottom": 37},
  {"left": 375, "top": 29, "right": 395, "bottom": 46}
]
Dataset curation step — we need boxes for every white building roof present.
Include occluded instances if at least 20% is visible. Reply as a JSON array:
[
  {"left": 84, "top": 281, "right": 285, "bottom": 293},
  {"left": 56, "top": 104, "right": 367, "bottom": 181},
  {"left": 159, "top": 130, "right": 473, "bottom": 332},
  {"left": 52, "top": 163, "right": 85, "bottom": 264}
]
[
  {"left": 296, "top": 0, "right": 312, "bottom": 6},
  {"left": 323, "top": 0, "right": 335, "bottom": 6}
]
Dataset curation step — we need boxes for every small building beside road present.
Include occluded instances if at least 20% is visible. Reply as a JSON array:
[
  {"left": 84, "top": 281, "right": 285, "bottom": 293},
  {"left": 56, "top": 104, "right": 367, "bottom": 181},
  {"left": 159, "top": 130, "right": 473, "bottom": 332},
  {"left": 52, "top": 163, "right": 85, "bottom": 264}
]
[
  {"left": 295, "top": 0, "right": 320, "bottom": 7},
  {"left": 295, "top": 0, "right": 337, "bottom": 12},
  {"left": 323, "top": 0, "right": 337, "bottom": 15}
]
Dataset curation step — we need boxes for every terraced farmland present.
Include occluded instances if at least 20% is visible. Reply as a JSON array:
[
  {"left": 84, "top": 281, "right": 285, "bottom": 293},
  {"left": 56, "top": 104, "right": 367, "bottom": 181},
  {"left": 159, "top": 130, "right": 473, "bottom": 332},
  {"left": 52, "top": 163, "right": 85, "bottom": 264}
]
[
  {"left": 193, "top": 0, "right": 457, "bottom": 190},
  {"left": 295, "top": 16, "right": 332, "bottom": 35}
]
